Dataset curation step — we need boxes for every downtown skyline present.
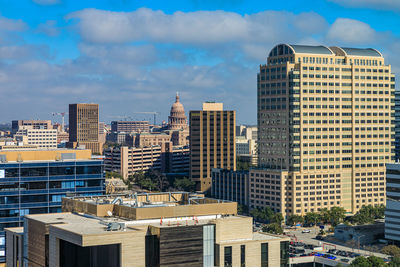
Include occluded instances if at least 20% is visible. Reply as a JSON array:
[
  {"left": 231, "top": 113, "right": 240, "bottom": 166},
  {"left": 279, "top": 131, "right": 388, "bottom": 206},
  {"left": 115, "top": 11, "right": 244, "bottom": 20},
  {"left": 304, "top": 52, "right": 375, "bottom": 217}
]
[{"left": 0, "top": 0, "right": 399, "bottom": 124}]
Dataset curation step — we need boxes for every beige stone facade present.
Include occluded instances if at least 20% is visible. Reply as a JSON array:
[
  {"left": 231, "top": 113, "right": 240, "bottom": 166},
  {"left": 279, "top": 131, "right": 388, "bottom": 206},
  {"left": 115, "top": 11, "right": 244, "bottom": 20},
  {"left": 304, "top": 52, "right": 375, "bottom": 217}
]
[
  {"left": 6, "top": 193, "right": 289, "bottom": 267},
  {"left": 255, "top": 44, "right": 395, "bottom": 215},
  {"left": 12, "top": 120, "right": 52, "bottom": 135},
  {"left": 104, "top": 143, "right": 189, "bottom": 179},
  {"left": 14, "top": 127, "right": 57, "bottom": 149},
  {"left": 190, "top": 103, "right": 236, "bottom": 192}
]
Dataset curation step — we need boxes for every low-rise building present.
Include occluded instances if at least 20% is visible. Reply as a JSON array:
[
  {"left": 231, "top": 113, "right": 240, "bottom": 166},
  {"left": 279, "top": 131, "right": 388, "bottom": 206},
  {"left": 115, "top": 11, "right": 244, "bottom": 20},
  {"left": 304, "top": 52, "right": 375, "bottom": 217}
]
[
  {"left": 14, "top": 127, "right": 57, "bottom": 149},
  {"left": 5, "top": 193, "right": 290, "bottom": 267},
  {"left": 211, "top": 168, "right": 250, "bottom": 206},
  {"left": 111, "top": 120, "right": 150, "bottom": 133},
  {"left": 334, "top": 222, "right": 385, "bottom": 246},
  {"left": 104, "top": 143, "right": 189, "bottom": 179},
  {"left": 11, "top": 120, "right": 52, "bottom": 135}
]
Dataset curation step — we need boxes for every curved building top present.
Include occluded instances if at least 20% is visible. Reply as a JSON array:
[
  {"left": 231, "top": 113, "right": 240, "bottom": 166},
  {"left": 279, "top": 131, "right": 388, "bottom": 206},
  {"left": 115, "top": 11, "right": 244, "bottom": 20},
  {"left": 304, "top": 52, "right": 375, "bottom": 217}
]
[{"left": 268, "top": 43, "right": 382, "bottom": 57}]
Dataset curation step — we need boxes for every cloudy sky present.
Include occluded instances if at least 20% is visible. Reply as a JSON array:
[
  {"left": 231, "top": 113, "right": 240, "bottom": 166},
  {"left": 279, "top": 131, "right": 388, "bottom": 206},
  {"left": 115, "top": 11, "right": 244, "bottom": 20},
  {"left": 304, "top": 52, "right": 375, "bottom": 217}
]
[{"left": 0, "top": 0, "right": 399, "bottom": 125}]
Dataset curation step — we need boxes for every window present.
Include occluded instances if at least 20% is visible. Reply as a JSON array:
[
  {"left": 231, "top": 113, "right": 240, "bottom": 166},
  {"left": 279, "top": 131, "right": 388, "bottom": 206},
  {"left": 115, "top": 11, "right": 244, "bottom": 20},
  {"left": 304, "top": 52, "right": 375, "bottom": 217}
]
[
  {"left": 224, "top": 246, "right": 232, "bottom": 267},
  {"left": 280, "top": 241, "right": 289, "bottom": 267},
  {"left": 261, "top": 243, "right": 268, "bottom": 267},
  {"left": 241, "top": 245, "right": 246, "bottom": 267}
]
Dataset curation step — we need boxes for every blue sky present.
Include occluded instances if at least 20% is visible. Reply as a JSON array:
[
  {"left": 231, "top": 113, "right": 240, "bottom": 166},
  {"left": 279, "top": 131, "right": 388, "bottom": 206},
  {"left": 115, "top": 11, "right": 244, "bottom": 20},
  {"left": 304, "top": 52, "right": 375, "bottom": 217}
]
[{"left": 0, "top": 0, "right": 399, "bottom": 124}]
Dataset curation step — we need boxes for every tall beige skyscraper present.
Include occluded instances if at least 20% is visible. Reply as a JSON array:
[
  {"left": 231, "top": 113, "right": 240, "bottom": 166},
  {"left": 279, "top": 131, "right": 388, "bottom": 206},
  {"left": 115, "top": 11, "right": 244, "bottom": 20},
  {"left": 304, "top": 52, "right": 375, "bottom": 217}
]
[
  {"left": 252, "top": 44, "right": 395, "bottom": 216},
  {"left": 190, "top": 102, "right": 236, "bottom": 192},
  {"left": 68, "top": 103, "right": 103, "bottom": 154}
]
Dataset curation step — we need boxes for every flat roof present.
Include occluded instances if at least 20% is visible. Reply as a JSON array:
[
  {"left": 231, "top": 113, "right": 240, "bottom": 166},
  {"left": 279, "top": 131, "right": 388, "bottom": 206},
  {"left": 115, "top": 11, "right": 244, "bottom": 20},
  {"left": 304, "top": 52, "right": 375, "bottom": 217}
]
[{"left": 63, "top": 192, "right": 237, "bottom": 221}]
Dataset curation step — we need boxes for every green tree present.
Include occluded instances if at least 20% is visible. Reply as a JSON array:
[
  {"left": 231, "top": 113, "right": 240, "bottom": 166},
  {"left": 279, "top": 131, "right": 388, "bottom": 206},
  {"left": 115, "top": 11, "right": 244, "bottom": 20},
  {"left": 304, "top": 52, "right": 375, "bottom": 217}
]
[
  {"left": 350, "top": 256, "right": 373, "bottom": 267},
  {"left": 287, "top": 214, "right": 304, "bottom": 226},
  {"left": 329, "top": 206, "right": 347, "bottom": 227},
  {"left": 173, "top": 177, "right": 196, "bottom": 192},
  {"left": 389, "top": 257, "right": 400, "bottom": 267},
  {"left": 351, "top": 204, "right": 386, "bottom": 225},
  {"left": 236, "top": 158, "right": 251, "bottom": 171},
  {"left": 271, "top": 212, "right": 284, "bottom": 224},
  {"left": 105, "top": 171, "right": 123, "bottom": 179},
  {"left": 305, "top": 212, "right": 321, "bottom": 225},
  {"left": 320, "top": 208, "right": 331, "bottom": 224},
  {"left": 262, "top": 223, "right": 283, "bottom": 235},
  {"left": 382, "top": 245, "right": 400, "bottom": 258},
  {"left": 237, "top": 204, "right": 249, "bottom": 215},
  {"left": 250, "top": 207, "right": 279, "bottom": 224},
  {"left": 367, "top": 256, "right": 386, "bottom": 267}
]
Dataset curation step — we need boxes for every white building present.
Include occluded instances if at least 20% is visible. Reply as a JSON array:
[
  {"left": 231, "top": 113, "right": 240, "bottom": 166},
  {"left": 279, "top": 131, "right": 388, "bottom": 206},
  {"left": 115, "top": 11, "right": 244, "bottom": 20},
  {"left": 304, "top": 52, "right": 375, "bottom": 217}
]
[
  {"left": 385, "top": 163, "right": 400, "bottom": 243},
  {"left": 14, "top": 127, "right": 57, "bottom": 149}
]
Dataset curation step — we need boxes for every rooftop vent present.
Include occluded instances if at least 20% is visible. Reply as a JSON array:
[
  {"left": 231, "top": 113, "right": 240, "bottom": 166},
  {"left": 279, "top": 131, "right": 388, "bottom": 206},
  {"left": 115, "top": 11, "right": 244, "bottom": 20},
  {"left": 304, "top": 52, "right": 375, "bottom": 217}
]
[{"left": 106, "top": 222, "right": 126, "bottom": 231}]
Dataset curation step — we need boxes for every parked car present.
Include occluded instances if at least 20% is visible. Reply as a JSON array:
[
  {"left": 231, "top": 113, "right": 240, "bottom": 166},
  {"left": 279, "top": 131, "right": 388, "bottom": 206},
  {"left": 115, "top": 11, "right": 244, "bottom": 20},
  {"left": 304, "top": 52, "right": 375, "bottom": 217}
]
[
  {"left": 341, "top": 259, "right": 350, "bottom": 263},
  {"left": 328, "top": 249, "right": 337, "bottom": 254},
  {"left": 302, "top": 229, "right": 311, "bottom": 233},
  {"left": 316, "top": 235, "right": 324, "bottom": 240}
]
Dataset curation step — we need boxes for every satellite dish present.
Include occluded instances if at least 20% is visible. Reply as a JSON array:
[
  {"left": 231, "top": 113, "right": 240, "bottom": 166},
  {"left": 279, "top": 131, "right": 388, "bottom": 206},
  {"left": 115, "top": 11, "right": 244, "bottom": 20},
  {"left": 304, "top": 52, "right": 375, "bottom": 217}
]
[{"left": 107, "top": 211, "right": 113, "bottom": 217}]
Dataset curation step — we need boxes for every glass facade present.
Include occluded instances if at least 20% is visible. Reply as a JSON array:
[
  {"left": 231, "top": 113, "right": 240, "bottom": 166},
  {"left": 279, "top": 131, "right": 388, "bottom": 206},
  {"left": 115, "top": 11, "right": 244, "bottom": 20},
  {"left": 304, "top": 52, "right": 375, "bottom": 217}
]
[{"left": 0, "top": 160, "right": 104, "bottom": 262}]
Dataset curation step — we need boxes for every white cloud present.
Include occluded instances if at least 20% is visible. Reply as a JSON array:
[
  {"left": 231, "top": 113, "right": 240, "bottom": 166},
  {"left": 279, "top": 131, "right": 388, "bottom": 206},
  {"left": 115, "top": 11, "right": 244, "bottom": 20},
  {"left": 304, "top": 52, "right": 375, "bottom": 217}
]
[
  {"left": 32, "top": 0, "right": 60, "bottom": 5},
  {"left": 66, "top": 8, "right": 327, "bottom": 46},
  {"left": 326, "top": 18, "right": 377, "bottom": 44},
  {"left": 330, "top": 0, "right": 400, "bottom": 11},
  {"left": 36, "top": 20, "right": 60, "bottom": 36},
  {"left": 1, "top": 9, "right": 399, "bottom": 124},
  {"left": 0, "top": 16, "right": 27, "bottom": 31}
]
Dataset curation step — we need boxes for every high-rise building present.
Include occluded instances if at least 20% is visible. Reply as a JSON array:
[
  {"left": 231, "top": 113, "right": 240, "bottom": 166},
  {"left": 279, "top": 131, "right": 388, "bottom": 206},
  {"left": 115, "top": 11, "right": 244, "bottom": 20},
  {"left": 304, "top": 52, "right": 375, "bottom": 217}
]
[
  {"left": 0, "top": 148, "right": 104, "bottom": 262},
  {"left": 11, "top": 120, "right": 52, "bottom": 135},
  {"left": 190, "top": 102, "right": 236, "bottom": 192},
  {"left": 395, "top": 91, "right": 400, "bottom": 161},
  {"left": 5, "top": 193, "right": 289, "bottom": 267},
  {"left": 68, "top": 103, "right": 103, "bottom": 154},
  {"left": 253, "top": 44, "right": 395, "bottom": 216}
]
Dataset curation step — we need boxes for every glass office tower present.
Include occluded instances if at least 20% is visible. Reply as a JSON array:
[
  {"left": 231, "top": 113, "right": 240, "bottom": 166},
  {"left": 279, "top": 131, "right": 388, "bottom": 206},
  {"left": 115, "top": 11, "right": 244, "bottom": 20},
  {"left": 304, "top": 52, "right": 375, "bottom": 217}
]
[{"left": 0, "top": 150, "right": 104, "bottom": 262}]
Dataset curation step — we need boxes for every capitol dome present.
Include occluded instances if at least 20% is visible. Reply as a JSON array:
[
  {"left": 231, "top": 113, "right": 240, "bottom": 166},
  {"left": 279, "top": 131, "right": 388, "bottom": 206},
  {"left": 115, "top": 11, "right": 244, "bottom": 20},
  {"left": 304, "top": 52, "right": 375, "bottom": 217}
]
[{"left": 168, "top": 93, "right": 188, "bottom": 130}]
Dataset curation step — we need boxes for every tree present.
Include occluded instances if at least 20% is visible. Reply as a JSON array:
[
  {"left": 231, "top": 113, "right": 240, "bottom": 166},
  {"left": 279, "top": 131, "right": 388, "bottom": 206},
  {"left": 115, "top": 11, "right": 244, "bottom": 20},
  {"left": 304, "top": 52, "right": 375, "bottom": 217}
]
[
  {"left": 350, "top": 256, "right": 373, "bottom": 267},
  {"left": 173, "top": 177, "right": 196, "bottom": 192},
  {"left": 236, "top": 158, "right": 251, "bottom": 171},
  {"left": 262, "top": 223, "right": 283, "bottom": 235},
  {"left": 250, "top": 207, "right": 281, "bottom": 224},
  {"left": 320, "top": 208, "right": 331, "bottom": 224},
  {"left": 351, "top": 205, "right": 386, "bottom": 225},
  {"left": 237, "top": 204, "right": 249, "bottom": 215},
  {"left": 329, "top": 206, "right": 346, "bottom": 227},
  {"left": 271, "top": 212, "right": 284, "bottom": 224},
  {"left": 367, "top": 256, "right": 386, "bottom": 267},
  {"left": 287, "top": 214, "right": 304, "bottom": 226},
  {"left": 389, "top": 257, "right": 400, "bottom": 267},
  {"left": 305, "top": 212, "right": 321, "bottom": 225},
  {"left": 350, "top": 256, "right": 386, "bottom": 267},
  {"left": 105, "top": 171, "right": 123, "bottom": 179},
  {"left": 382, "top": 245, "right": 400, "bottom": 258}
]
